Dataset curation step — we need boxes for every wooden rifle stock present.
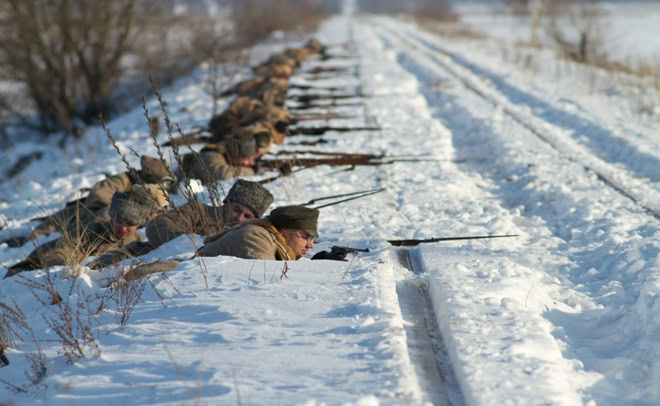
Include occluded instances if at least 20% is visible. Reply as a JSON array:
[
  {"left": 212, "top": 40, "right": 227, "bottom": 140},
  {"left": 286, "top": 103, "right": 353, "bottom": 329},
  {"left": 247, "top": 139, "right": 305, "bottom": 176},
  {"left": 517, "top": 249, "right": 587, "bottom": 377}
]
[{"left": 161, "top": 134, "right": 213, "bottom": 147}]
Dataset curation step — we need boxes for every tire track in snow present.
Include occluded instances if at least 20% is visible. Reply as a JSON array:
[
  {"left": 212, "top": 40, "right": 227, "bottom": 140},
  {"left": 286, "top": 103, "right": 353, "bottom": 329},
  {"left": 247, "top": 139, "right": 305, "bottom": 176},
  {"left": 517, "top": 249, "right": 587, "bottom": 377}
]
[
  {"left": 374, "top": 19, "right": 660, "bottom": 221},
  {"left": 395, "top": 248, "right": 464, "bottom": 406}
]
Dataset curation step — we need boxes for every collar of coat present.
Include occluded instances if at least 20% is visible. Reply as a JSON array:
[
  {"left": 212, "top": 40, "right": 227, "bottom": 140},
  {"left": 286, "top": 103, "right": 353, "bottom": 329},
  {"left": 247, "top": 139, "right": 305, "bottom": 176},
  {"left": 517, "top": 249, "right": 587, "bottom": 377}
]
[{"left": 203, "top": 218, "right": 296, "bottom": 261}]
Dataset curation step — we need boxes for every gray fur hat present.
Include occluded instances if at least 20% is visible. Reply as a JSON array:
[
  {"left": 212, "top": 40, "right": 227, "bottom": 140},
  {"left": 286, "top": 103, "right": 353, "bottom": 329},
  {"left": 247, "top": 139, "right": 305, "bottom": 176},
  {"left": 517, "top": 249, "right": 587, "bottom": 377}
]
[
  {"left": 108, "top": 191, "right": 158, "bottom": 226},
  {"left": 223, "top": 180, "right": 273, "bottom": 217}
]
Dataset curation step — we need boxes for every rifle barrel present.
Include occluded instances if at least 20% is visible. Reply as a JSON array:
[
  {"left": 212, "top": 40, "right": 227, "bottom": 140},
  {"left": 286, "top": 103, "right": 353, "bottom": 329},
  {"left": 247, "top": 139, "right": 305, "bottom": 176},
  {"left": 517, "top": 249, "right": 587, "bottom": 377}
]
[
  {"left": 303, "top": 187, "right": 385, "bottom": 206},
  {"left": 311, "top": 188, "right": 385, "bottom": 209},
  {"left": 289, "top": 126, "right": 381, "bottom": 136},
  {"left": 388, "top": 234, "right": 519, "bottom": 247}
]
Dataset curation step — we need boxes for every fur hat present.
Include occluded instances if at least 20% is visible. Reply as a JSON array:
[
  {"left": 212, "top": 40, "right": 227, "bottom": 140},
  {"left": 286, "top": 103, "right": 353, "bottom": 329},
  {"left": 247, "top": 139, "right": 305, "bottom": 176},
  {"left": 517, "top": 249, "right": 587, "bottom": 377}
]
[
  {"left": 269, "top": 205, "right": 319, "bottom": 238},
  {"left": 108, "top": 189, "right": 160, "bottom": 226},
  {"left": 224, "top": 180, "right": 273, "bottom": 218},
  {"left": 226, "top": 135, "right": 257, "bottom": 159},
  {"left": 305, "top": 38, "right": 324, "bottom": 54}
]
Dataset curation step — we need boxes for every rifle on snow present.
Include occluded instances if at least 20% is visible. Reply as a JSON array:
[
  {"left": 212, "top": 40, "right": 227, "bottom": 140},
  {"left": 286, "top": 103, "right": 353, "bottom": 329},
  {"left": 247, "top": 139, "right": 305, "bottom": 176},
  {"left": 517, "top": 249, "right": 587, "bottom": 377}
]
[
  {"left": 287, "top": 102, "right": 364, "bottom": 111},
  {"left": 161, "top": 134, "right": 213, "bottom": 147},
  {"left": 288, "top": 94, "right": 360, "bottom": 103},
  {"left": 302, "top": 66, "right": 355, "bottom": 75},
  {"left": 257, "top": 154, "right": 452, "bottom": 170},
  {"left": 289, "top": 126, "right": 381, "bottom": 136},
  {"left": 388, "top": 234, "right": 519, "bottom": 247},
  {"left": 289, "top": 84, "right": 353, "bottom": 92},
  {"left": 291, "top": 113, "right": 355, "bottom": 122},
  {"left": 302, "top": 187, "right": 386, "bottom": 209},
  {"left": 311, "top": 245, "right": 370, "bottom": 261}
]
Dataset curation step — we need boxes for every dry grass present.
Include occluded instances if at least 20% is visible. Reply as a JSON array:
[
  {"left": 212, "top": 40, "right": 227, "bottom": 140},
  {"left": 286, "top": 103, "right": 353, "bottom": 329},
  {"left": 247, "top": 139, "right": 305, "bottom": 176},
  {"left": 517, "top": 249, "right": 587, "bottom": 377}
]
[{"left": 0, "top": 301, "right": 47, "bottom": 392}]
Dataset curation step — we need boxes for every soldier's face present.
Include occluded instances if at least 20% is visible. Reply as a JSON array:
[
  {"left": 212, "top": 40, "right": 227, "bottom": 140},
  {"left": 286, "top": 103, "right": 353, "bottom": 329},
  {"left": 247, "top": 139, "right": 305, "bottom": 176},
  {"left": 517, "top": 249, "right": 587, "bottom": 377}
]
[
  {"left": 280, "top": 229, "right": 314, "bottom": 259},
  {"left": 112, "top": 218, "right": 138, "bottom": 240},
  {"left": 223, "top": 202, "right": 256, "bottom": 225}
]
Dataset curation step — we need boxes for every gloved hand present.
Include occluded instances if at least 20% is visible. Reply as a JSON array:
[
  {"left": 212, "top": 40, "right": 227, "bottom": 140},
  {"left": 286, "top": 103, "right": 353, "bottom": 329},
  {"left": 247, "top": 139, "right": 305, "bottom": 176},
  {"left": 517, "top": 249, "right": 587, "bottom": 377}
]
[{"left": 311, "top": 250, "right": 347, "bottom": 261}]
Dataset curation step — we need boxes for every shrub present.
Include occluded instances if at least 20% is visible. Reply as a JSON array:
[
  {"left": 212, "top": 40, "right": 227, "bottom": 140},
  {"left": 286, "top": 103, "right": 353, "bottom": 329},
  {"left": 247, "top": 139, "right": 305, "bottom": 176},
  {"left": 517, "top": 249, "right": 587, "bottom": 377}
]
[{"left": 0, "top": 0, "right": 137, "bottom": 135}]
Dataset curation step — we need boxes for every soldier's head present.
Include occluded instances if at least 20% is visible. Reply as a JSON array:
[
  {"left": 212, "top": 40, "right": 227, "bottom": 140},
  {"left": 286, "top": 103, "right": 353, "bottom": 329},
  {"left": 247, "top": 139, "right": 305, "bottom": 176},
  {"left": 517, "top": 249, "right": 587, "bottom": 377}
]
[
  {"left": 270, "top": 206, "right": 320, "bottom": 258},
  {"left": 264, "top": 107, "right": 290, "bottom": 140},
  {"left": 305, "top": 38, "right": 325, "bottom": 55},
  {"left": 138, "top": 155, "right": 177, "bottom": 191},
  {"left": 285, "top": 48, "right": 311, "bottom": 64},
  {"left": 222, "top": 179, "right": 274, "bottom": 225},
  {"left": 108, "top": 187, "right": 165, "bottom": 239}
]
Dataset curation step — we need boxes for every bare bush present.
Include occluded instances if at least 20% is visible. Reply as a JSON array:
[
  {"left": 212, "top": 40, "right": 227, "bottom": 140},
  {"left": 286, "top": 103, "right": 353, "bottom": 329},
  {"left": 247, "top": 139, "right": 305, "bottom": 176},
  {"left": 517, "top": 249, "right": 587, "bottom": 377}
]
[
  {"left": 543, "top": 0, "right": 611, "bottom": 64},
  {"left": 0, "top": 302, "right": 48, "bottom": 392},
  {"left": 0, "top": 1, "right": 225, "bottom": 137},
  {"left": 0, "top": 0, "right": 137, "bottom": 135}
]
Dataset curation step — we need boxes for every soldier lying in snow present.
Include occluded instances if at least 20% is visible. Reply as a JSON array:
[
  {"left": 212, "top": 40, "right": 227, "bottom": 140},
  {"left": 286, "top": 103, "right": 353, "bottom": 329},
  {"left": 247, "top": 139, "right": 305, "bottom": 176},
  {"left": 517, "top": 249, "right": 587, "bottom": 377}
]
[
  {"left": 88, "top": 180, "right": 274, "bottom": 270},
  {"left": 4, "top": 187, "right": 166, "bottom": 278},
  {"left": 208, "top": 97, "right": 290, "bottom": 144},
  {"left": 179, "top": 126, "right": 272, "bottom": 182},
  {"left": 145, "top": 179, "right": 273, "bottom": 248},
  {"left": 27, "top": 155, "right": 173, "bottom": 241},
  {"left": 198, "top": 205, "right": 319, "bottom": 261}
]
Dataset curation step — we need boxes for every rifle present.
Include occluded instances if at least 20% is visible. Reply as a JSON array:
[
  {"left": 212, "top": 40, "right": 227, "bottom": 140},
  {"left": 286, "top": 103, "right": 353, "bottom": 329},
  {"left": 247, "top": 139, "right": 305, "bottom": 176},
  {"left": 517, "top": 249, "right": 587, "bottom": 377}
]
[
  {"left": 161, "top": 134, "right": 213, "bottom": 147},
  {"left": 257, "top": 155, "right": 451, "bottom": 169},
  {"left": 289, "top": 84, "right": 353, "bottom": 92},
  {"left": 302, "top": 66, "right": 354, "bottom": 75},
  {"left": 302, "top": 187, "right": 386, "bottom": 209},
  {"left": 311, "top": 245, "right": 370, "bottom": 261},
  {"left": 287, "top": 103, "right": 364, "bottom": 111},
  {"left": 288, "top": 94, "right": 360, "bottom": 103},
  {"left": 289, "top": 126, "right": 381, "bottom": 136},
  {"left": 291, "top": 113, "right": 354, "bottom": 122},
  {"left": 388, "top": 234, "right": 519, "bottom": 247}
]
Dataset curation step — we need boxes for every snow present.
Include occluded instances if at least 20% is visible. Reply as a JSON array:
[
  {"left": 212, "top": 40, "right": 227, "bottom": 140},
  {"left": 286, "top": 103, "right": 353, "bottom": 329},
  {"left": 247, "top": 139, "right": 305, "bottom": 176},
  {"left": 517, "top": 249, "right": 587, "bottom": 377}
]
[
  {"left": 455, "top": 2, "right": 660, "bottom": 63},
  {"left": 2, "top": 1, "right": 660, "bottom": 405}
]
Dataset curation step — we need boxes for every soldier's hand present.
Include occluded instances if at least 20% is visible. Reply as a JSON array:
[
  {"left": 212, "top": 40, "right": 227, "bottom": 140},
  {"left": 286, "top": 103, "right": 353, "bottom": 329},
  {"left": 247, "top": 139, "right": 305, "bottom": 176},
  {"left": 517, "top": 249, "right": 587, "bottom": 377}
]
[{"left": 311, "top": 250, "right": 347, "bottom": 261}]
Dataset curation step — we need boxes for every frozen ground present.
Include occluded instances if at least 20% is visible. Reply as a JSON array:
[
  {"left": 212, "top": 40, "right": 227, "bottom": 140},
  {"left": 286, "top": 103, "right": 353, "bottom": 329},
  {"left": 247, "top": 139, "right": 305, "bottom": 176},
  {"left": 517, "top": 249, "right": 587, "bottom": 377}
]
[{"left": 1, "top": 2, "right": 660, "bottom": 405}]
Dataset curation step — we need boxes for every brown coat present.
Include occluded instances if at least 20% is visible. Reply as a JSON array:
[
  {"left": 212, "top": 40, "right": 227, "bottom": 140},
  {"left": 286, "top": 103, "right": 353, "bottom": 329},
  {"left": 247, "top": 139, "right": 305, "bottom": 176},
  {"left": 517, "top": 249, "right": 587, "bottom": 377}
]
[
  {"left": 145, "top": 200, "right": 225, "bottom": 248},
  {"left": 198, "top": 219, "right": 295, "bottom": 261},
  {"left": 6, "top": 221, "right": 141, "bottom": 275},
  {"left": 182, "top": 149, "right": 255, "bottom": 183}
]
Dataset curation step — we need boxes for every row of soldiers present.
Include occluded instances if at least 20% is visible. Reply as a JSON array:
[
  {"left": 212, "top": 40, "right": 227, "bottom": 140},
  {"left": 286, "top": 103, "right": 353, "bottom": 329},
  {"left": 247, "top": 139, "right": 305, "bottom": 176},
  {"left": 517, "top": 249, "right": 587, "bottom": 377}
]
[
  {"left": 179, "top": 38, "right": 326, "bottom": 183},
  {"left": 3, "top": 38, "right": 330, "bottom": 279}
]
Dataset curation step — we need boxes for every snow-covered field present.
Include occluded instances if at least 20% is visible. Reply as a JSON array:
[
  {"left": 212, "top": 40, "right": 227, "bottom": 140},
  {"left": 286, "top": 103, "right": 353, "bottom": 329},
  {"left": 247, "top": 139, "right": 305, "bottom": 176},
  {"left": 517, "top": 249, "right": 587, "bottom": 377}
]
[
  {"left": 456, "top": 1, "right": 660, "bottom": 63},
  {"left": 2, "top": 2, "right": 660, "bottom": 405}
]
